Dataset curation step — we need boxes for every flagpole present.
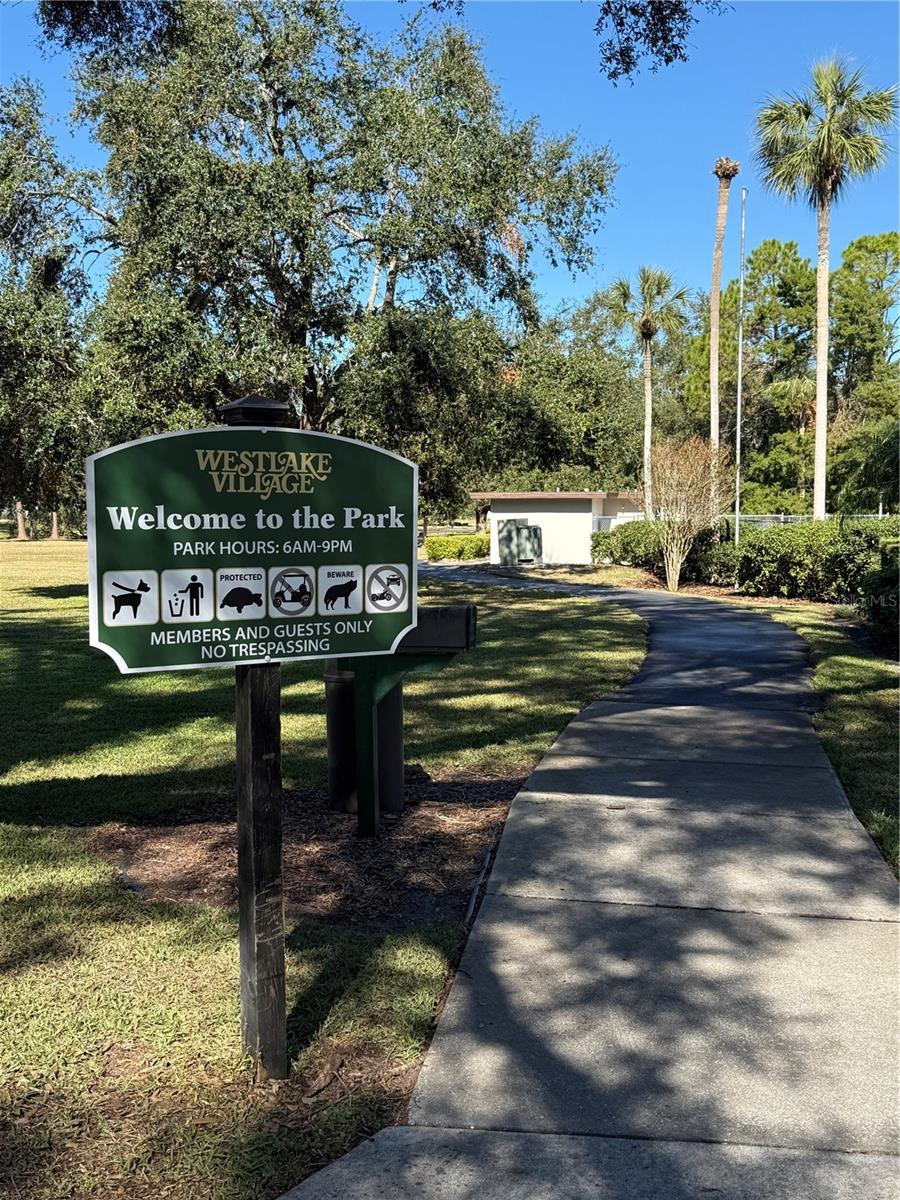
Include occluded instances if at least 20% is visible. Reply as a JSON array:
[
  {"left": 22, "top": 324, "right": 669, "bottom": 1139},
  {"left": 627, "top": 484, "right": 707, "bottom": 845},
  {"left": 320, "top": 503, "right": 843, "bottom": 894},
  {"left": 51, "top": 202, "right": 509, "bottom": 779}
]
[{"left": 735, "top": 186, "right": 748, "bottom": 546}]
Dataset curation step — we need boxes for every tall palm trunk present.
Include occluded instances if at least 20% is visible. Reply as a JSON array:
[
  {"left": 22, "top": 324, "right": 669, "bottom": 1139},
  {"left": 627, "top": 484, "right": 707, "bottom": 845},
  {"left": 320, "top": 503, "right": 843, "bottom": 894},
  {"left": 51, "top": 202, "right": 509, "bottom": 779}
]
[
  {"left": 642, "top": 336, "right": 653, "bottom": 516},
  {"left": 813, "top": 197, "right": 830, "bottom": 519},
  {"left": 15, "top": 500, "right": 28, "bottom": 540},
  {"left": 708, "top": 159, "right": 739, "bottom": 452},
  {"left": 708, "top": 178, "right": 731, "bottom": 449}
]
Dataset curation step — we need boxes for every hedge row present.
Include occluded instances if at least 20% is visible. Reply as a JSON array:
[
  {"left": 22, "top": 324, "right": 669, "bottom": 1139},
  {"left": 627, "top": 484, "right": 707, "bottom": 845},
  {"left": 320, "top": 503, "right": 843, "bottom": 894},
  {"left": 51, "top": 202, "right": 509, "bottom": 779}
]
[
  {"left": 856, "top": 538, "right": 899, "bottom": 640},
  {"left": 730, "top": 521, "right": 896, "bottom": 602},
  {"left": 591, "top": 523, "right": 659, "bottom": 572},
  {"left": 591, "top": 522, "right": 718, "bottom": 583},
  {"left": 423, "top": 533, "right": 490, "bottom": 561},
  {"left": 592, "top": 517, "right": 900, "bottom": 605}
]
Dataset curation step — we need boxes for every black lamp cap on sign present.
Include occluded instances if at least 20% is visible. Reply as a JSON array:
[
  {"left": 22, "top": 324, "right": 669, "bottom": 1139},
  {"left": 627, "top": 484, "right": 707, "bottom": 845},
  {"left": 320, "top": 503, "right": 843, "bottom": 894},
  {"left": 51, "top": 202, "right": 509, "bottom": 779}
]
[{"left": 218, "top": 393, "right": 291, "bottom": 428}]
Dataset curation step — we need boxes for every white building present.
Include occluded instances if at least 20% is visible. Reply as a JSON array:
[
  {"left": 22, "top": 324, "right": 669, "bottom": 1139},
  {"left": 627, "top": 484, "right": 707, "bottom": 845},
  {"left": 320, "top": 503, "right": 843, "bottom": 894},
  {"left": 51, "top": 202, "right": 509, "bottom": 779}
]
[{"left": 470, "top": 491, "right": 642, "bottom": 566}]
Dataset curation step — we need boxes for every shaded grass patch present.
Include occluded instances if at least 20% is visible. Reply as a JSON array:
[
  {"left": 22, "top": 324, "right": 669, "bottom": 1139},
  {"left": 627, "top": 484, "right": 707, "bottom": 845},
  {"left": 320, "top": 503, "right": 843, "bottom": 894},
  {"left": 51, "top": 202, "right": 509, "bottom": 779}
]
[
  {"left": 1, "top": 546, "right": 644, "bottom": 825},
  {"left": 760, "top": 604, "right": 899, "bottom": 873}
]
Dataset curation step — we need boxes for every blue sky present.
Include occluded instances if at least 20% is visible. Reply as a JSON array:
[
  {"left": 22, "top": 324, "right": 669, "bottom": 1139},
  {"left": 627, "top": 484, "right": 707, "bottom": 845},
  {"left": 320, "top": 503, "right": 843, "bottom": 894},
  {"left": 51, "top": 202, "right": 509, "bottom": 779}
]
[{"left": 2, "top": 0, "right": 898, "bottom": 315}]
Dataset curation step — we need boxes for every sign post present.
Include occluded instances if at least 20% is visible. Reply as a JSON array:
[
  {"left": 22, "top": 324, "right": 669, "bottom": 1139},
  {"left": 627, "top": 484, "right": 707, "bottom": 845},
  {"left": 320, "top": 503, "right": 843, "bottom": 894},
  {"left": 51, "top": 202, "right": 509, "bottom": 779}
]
[
  {"left": 86, "top": 408, "right": 417, "bottom": 1079},
  {"left": 221, "top": 395, "right": 288, "bottom": 1081},
  {"left": 235, "top": 655, "right": 285, "bottom": 1077}
]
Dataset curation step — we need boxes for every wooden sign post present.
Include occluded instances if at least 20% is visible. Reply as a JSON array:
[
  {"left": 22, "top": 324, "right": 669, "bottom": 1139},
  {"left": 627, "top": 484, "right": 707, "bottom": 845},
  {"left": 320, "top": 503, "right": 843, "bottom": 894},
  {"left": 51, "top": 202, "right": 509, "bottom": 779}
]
[
  {"left": 221, "top": 395, "right": 290, "bottom": 1081},
  {"left": 235, "top": 660, "right": 286, "bottom": 1079}
]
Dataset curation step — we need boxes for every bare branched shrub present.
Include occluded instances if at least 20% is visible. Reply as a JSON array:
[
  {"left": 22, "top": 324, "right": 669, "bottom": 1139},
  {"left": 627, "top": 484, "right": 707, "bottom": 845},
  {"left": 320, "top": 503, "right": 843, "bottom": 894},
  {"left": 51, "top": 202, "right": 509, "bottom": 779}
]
[{"left": 643, "top": 438, "right": 734, "bottom": 591}]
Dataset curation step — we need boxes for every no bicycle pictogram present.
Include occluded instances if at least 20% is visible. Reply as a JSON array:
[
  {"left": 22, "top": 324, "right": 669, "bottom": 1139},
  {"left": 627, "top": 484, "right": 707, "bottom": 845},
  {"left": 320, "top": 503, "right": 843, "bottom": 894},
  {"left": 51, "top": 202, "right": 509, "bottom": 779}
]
[{"left": 364, "top": 564, "right": 409, "bottom": 614}]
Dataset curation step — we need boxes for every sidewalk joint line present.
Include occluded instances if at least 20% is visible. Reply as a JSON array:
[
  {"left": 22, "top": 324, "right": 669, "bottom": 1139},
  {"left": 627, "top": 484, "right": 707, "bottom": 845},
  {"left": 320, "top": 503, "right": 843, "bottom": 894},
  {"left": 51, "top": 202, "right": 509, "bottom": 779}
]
[
  {"left": 514, "top": 794, "right": 858, "bottom": 820},
  {"left": 596, "top": 699, "right": 819, "bottom": 714},
  {"left": 481, "top": 890, "right": 900, "bottom": 924},
  {"left": 409, "top": 1121, "right": 900, "bottom": 1159},
  {"left": 539, "top": 750, "right": 830, "bottom": 770}
]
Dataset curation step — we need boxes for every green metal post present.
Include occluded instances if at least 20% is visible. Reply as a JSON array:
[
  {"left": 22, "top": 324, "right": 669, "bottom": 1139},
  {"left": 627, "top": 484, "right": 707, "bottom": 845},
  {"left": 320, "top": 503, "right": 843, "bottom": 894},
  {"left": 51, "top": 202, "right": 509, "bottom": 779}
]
[
  {"left": 338, "top": 652, "right": 460, "bottom": 837},
  {"left": 351, "top": 663, "right": 380, "bottom": 837}
]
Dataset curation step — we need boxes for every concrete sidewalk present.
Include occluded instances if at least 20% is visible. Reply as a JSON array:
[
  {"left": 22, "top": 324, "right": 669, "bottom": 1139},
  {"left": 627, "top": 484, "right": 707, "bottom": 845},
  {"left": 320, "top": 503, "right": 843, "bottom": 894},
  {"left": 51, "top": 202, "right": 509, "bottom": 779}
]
[{"left": 283, "top": 575, "right": 899, "bottom": 1199}]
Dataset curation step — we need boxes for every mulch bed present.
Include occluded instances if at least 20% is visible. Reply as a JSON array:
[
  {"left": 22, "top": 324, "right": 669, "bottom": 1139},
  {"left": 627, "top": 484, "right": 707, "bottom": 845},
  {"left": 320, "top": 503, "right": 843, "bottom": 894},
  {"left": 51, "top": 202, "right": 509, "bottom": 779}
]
[{"left": 90, "top": 774, "right": 523, "bottom": 929}]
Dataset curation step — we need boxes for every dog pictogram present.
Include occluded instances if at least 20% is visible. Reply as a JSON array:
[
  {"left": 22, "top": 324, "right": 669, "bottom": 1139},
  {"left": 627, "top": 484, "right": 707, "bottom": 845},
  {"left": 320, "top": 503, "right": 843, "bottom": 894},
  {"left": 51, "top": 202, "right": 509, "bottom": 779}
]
[{"left": 111, "top": 578, "right": 150, "bottom": 619}]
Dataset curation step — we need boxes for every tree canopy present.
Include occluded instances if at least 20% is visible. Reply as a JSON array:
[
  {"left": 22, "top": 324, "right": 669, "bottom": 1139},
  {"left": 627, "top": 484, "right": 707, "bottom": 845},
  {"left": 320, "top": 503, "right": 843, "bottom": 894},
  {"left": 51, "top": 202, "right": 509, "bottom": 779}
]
[
  {"left": 2, "top": 0, "right": 618, "bottom": 525},
  {"left": 2, "top": 3, "right": 895, "bottom": 531},
  {"left": 756, "top": 60, "right": 896, "bottom": 211},
  {"left": 36, "top": 0, "right": 729, "bottom": 83},
  {"left": 593, "top": 0, "right": 726, "bottom": 83},
  {"left": 67, "top": 1, "right": 613, "bottom": 425},
  {"left": 831, "top": 232, "right": 900, "bottom": 402}
]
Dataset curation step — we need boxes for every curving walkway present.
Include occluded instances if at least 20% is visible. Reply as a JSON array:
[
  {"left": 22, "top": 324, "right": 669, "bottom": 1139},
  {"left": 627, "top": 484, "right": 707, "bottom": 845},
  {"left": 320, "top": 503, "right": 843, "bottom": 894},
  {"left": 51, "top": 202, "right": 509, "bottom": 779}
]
[{"left": 283, "top": 570, "right": 898, "bottom": 1199}]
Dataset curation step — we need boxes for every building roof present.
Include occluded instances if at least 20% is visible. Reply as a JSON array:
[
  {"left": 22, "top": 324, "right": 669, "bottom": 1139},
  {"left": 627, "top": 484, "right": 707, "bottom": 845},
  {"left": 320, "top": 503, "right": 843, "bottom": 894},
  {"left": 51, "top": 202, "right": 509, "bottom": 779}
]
[{"left": 469, "top": 490, "right": 640, "bottom": 501}]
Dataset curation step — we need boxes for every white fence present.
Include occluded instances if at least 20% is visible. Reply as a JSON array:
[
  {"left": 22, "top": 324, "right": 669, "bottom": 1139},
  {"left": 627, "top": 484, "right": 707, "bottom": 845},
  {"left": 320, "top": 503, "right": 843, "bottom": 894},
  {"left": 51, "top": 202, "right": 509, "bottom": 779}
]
[
  {"left": 727, "top": 512, "right": 889, "bottom": 529},
  {"left": 592, "top": 513, "right": 644, "bottom": 533},
  {"left": 592, "top": 512, "right": 890, "bottom": 533}
]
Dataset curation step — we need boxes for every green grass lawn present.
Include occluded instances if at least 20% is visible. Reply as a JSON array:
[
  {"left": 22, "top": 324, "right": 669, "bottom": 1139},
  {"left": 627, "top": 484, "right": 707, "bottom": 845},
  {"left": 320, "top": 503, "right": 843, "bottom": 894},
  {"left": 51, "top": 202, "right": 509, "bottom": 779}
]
[
  {"left": 0, "top": 541, "right": 645, "bottom": 1200},
  {"left": 758, "top": 604, "right": 899, "bottom": 873},
  {"left": 484, "top": 562, "right": 659, "bottom": 590}
]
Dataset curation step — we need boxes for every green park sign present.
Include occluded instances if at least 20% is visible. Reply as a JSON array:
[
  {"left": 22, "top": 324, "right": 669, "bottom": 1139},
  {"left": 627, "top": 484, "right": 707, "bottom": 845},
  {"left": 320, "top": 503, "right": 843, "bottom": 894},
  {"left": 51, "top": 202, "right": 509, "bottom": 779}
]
[{"left": 87, "top": 428, "right": 418, "bottom": 673}]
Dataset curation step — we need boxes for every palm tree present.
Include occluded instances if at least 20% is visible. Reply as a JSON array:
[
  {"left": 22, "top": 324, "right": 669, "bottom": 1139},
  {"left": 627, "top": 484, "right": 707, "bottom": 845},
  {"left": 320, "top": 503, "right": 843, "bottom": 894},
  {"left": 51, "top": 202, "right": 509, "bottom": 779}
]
[
  {"left": 709, "top": 157, "right": 740, "bottom": 452},
  {"left": 756, "top": 59, "right": 896, "bottom": 519},
  {"left": 607, "top": 267, "right": 690, "bottom": 514}
]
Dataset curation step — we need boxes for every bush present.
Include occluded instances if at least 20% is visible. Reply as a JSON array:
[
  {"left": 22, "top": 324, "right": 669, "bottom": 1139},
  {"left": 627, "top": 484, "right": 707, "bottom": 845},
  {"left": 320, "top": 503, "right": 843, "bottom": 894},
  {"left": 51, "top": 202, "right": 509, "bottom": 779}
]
[
  {"left": 457, "top": 533, "right": 489, "bottom": 560},
  {"left": 678, "top": 524, "right": 731, "bottom": 583},
  {"left": 735, "top": 521, "right": 881, "bottom": 601},
  {"left": 590, "top": 521, "right": 661, "bottom": 571},
  {"left": 856, "top": 538, "right": 899, "bottom": 641},
  {"left": 838, "top": 515, "right": 900, "bottom": 548},
  {"left": 692, "top": 539, "right": 742, "bottom": 588},
  {"left": 592, "top": 520, "right": 721, "bottom": 581},
  {"left": 424, "top": 533, "right": 489, "bottom": 561},
  {"left": 590, "top": 530, "right": 615, "bottom": 562},
  {"left": 591, "top": 516, "right": 896, "bottom": 601},
  {"left": 613, "top": 520, "right": 663, "bottom": 571}
]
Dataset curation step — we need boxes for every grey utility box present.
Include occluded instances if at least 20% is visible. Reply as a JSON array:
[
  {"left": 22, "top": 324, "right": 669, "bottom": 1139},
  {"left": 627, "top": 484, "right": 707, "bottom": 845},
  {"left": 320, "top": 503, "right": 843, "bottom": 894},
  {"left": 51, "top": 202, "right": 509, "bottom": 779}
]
[
  {"left": 498, "top": 520, "right": 543, "bottom": 566},
  {"left": 498, "top": 519, "right": 520, "bottom": 566},
  {"left": 517, "top": 524, "right": 543, "bottom": 565}
]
